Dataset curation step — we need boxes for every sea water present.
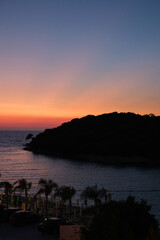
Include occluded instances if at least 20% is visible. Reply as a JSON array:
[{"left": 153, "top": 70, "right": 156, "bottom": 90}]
[{"left": 0, "top": 130, "right": 160, "bottom": 223}]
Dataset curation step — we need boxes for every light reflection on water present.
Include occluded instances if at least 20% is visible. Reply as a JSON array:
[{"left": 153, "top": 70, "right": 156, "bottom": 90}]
[{"left": 0, "top": 131, "right": 160, "bottom": 223}]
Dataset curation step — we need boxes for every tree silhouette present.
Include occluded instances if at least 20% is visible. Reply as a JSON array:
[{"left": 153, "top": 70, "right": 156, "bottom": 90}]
[
  {"left": 0, "top": 181, "right": 13, "bottom": 209},
  {"left": 37, "top": 178, "right": 58, "bottom": 218},
  {"left": 81, "top": 196, "right": 160, "bottom": 240},
  {"left": 25, "top": 133, "right": 33, "bottom": 140},
  {"left": 81, "top": 185, "right": 106, "bottom": 209},
  {"left": 55, "top": 185, "right": 76, "bottom": 219},
  {"left": 14, "top": 178, "right": 32, "bottom": 210}
]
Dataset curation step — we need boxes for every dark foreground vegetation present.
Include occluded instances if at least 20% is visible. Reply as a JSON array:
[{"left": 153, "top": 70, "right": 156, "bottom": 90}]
[
  {"left": 1, "top": 176, "right": 160, "bottom": 239},
  {"left": 25, "top": 112, "right": 160, "bottom": 165},
  {"left": 81, "top": 196, "right": 160, "bottom": 240}
]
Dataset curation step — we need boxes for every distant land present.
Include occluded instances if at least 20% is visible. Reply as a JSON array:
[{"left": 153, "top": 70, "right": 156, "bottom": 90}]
[{"left": 25, "top": 112, "right": 160, "bottom": 166}]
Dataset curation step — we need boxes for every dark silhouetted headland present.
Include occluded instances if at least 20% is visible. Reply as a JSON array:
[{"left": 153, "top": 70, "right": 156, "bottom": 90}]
[{"left": 24, "top": 112, "right": 160, "bottom": 166}]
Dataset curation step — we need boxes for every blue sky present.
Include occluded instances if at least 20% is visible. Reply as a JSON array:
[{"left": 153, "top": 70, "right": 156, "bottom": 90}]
[{"left": 0, "top": 0, "right": 160, "bottom": 129}]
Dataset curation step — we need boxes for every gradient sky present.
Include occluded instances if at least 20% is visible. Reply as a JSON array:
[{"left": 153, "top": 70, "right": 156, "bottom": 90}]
[{"left": 0, "top": 0, "right": 160, "bottom": 129}]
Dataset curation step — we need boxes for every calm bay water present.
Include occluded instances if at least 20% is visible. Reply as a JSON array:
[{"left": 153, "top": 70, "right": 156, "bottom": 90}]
[{"left": 0, "top": 130, "right": 160, "bottom": 223}]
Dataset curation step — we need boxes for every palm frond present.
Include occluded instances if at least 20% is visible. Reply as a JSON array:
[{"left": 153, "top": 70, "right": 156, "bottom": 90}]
[
  {"left": 36, "top": 188, "right": 45, "bottom": 195},
  {"left": 37, "top": 178, "right": 58, "bottom": 197},
  {"left": 27, "top": 182, "right": 32, "bottom": 190},
  {"left": 13, "top": 180, "right": 19, "bottom": 186},
  {"left": 13, "top": 178, "right": 32, "bottom": 194},
  {"left": 98, "top": 188, "right": 107, "bottom": 198},
  {"left": 81, "top": 186, "right": 106, "bottom": 201},
  {"left": 55, "top": 185, "right": 76, "bottom": 201},
  {"left": 38, "top": 178, "right": 47, "bottom": 185}
]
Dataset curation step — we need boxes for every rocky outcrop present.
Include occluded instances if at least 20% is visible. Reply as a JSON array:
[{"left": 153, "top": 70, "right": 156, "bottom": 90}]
[{"left": 25, "top": 112, "right": 160, "bottom": 165}]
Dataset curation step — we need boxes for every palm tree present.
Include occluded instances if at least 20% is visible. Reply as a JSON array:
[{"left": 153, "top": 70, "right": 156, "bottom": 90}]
[
  {"left": 0, "top": 181, "right": 13, "bottom": 209},
  {"left": 13, "top": 178, "right": 32, "bottom": 210},
  {"left": 55, "top": 185, "right": 76, "bottom": 219},
  {"left": 81, "top": 185, "right": 106, "bottom": 209},
  {"left": 37, "top": 178, "right": 58, "bottom": 218}
]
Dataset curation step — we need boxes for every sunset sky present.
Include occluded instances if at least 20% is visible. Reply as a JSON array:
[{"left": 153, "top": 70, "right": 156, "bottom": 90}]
[{"left": 0, "top": 0, "right": 160, "bottom": 130}]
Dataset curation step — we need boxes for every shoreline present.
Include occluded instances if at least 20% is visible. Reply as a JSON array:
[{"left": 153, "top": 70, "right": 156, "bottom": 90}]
[{"left": 24, "top": 146, "right": 160, "bottom": 167}]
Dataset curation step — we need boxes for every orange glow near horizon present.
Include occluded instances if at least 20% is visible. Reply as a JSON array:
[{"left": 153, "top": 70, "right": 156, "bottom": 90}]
[
  {"left": 0, "top": 115, "right": 72, "bottom": 130},
  {"left": 0, "top": 50, "right": 160, "bottom": 130},
  {"left": 0, "top": 1, "right": 160, "bottom": 130},
  {"left": 0, "top": 102, "right": 160, "bottom": 130}
]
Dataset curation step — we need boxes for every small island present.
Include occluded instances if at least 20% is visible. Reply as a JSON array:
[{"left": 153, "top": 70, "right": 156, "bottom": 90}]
[{"left": 24, "top": 112, "right": 160, "bottom": 166}]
